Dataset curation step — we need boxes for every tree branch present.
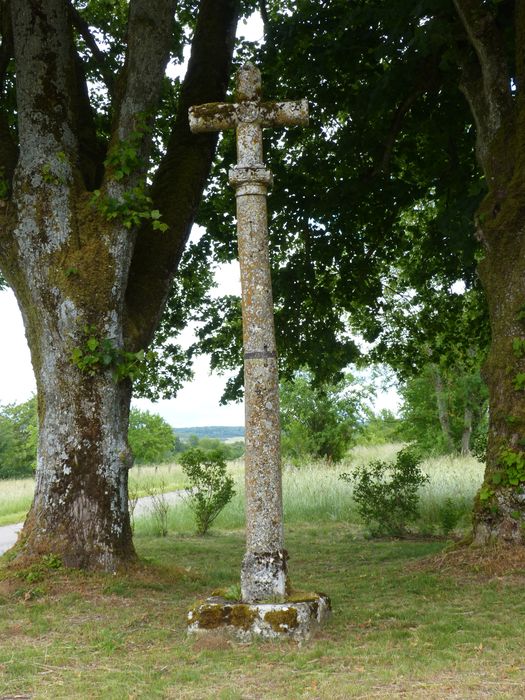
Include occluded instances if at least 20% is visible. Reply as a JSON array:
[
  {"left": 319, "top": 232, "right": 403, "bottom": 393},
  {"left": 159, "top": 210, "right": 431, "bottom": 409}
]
[
  {"left": 68, "top": 1, "right": 115, "bottom": 98},
  {"left": 124, "top": 0, "right": 239, "bottom": 349},
  {"left": 110, "top": 0, "right": 177, "bottom": 147},
  {"left": 259, "top": 0, "right": 269, "bottom": 28},
  {"left": 11, "top": 0, "right": 78, "bottom": 165},
  {"left": 453, "top": 0, "right": 513, "bottom": 138},
  {"left": 372, "top": 90, "right": 422, "bottom": 177}
]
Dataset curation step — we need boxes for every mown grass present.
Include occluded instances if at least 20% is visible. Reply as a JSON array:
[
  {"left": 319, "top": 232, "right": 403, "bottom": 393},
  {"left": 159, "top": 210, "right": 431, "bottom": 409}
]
[
  {"left": 2, "top": 522, "right": 525, "bottom": 699},
  {"left": 2, "top": 446, "right": 525, "bottom": 698}
]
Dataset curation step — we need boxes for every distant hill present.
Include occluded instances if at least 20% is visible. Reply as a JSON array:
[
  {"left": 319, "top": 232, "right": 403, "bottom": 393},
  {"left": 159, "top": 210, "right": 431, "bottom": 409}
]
[{"left": 174, "top": 426, "right": 245, "bottom": 441}]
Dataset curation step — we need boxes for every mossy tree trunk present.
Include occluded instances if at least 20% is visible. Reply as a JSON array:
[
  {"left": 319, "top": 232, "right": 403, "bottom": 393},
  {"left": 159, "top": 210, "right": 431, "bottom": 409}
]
[
  {"left": 454, "top": 0, "right": 525, "bottom": 543},
  {"left": 0, "top": 0, "right": 238, "bottom": 569}
]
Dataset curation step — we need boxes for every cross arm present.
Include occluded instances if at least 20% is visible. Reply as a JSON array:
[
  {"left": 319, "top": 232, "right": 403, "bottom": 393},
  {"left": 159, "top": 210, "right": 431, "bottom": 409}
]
[
  {"left": 189, "top": 98, "right": 309, "bottom": 134},
  {"left": 189, "top": 102, "right": 238, "bottom": 133},
  {"left": 259, "top": 99, "right": 309, "bottom": 128}
]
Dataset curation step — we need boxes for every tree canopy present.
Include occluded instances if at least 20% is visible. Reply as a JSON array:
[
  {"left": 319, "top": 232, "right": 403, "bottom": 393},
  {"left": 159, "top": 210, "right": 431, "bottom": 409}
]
[{"left": 182, "top": 0, "right": 487, "bottom": 400}]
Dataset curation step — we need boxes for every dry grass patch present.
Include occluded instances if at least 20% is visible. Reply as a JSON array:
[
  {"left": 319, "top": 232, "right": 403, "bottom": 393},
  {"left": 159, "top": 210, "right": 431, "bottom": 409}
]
[{"left": 410, "top": 540, "right": 525, "bottom": 581}]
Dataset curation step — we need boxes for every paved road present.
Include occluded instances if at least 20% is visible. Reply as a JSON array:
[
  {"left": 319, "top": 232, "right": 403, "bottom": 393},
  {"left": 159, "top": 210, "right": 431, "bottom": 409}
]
[{"left": 0, "top": 490, "right": 188, "bottom": 556}]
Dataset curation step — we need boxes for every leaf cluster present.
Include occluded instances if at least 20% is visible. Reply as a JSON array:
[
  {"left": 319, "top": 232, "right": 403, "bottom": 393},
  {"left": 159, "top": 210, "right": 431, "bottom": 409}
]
[{"left": 70, "top": 325, "right": 151, "bottom": 382}]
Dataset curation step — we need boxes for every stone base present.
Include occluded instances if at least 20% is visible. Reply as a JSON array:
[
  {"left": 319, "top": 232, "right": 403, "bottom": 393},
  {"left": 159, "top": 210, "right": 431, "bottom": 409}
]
[
  {"left": 241, "top": 549, "right": 288, "bottom": 602},
  {"left": 187, "top": 593, "right": 331, "bottom": 641}
]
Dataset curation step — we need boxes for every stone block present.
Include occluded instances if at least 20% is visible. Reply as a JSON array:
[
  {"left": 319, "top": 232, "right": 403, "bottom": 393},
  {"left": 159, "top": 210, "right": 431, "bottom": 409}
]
[{"left": 187, "top": 593, "right": 331, "bottom": 641}]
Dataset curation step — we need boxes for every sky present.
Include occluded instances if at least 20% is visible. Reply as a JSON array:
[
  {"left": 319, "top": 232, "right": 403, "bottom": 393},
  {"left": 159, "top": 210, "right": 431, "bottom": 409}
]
[{"left": 0, "top": 12, "right": 399, "bottom": 427}]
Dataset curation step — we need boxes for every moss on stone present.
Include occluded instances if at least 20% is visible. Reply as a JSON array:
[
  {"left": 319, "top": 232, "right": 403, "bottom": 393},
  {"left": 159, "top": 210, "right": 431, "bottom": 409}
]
[
  {"left": 229, "top": 605, "right": 257, "bottom": 630},
  {"left": 191, "top": 602, "right": 256, "bottom": 630},
  {"left": 263, "top": 607, "right": 298, "bottom": 632},
  {"left": 192, "top": 604, "right": 228, "bottom": 629}
]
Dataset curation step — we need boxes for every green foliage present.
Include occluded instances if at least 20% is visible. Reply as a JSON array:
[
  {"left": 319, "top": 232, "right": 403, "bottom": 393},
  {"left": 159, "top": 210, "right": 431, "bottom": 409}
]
[
  {"left": 437, "top": 497, "right": 461, "bottom": 536},
  {"left": 0, "top": 397, "right": 38, "bottom": 479},
  {"left": 398, "top": 364, "right": 488, "bottom": 455},
  {"left": 340, "top": 448, "right": 429, "bottom": 536},
  {"left": 181, "top": 436, "right": 244, "bottom": 461},
  {"left": 357, "top": 409, "right": 402, "bottom": 446},
  {"left": 128, "top": 409, "right": 178, "bottom": 465},
  {"left": 486, "top": 448, "right": 525, "bottom": 492},
  {"left": 90, "top": 185, "right": 168, "bottom": 232},
  {"left": 104, "top": 116, "right": 150, "bottom": 181},
  {"left": 189, "top": 0, "right": 487, "bottom": 398},
  {"left": 180, "top": 448, "right": 235, "bottom": 535},
  {"left": 88, "top": 115, "right": 168, "bottom": 232},
  {"left": 280, "top": 371, "right": 368, "bottom": 464},
  {"left": 70, "top": 325, "right": 150, "bottom": 382}
]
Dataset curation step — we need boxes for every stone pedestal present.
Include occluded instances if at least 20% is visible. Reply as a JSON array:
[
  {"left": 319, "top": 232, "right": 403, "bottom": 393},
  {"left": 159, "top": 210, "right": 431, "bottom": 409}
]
[{"left": 187, "top": 593, "right": 331, "bottom": 642}]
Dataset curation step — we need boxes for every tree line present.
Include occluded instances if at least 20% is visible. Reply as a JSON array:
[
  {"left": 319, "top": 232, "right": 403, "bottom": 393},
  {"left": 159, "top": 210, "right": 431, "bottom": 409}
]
[
  {"left": 0, "top": 400, "right": 245, "bottom": 479},
  {"left": 0, "top": 362, "right": 487, "bottom": 480}
]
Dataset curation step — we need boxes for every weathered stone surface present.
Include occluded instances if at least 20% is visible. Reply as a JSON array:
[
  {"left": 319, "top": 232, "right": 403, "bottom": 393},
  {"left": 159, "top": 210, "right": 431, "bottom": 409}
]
[{"left": 187, "top": 593, "right": 331, "bottom": 642}]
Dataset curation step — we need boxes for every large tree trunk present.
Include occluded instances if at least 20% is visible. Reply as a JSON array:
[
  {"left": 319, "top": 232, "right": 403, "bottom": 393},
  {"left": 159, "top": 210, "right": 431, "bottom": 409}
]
[
  {"left": 453, "top": 0, "right": 525, "bottom": 545},
  {"left": 9, "top": 190, "right": 136, "bottom": 568},
  {"left": 472, "top": 214, "right": 525, "bottom": 545},
  {"left": 0, "top": 0, "right": 239, "bottom": 570}
]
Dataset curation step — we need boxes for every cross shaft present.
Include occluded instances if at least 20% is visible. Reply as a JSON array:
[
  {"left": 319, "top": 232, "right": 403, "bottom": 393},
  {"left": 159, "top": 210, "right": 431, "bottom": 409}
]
[{"left": 189, "top": 63, "right": 308, "bottom": 602}]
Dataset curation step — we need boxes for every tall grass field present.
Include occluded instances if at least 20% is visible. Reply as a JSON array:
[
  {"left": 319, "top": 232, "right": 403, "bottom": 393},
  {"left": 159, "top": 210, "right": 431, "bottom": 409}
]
[
  {"left": 5, "top": 445, "right": 525, "bottom": 699},
  {"left": 0, "top": 445, "right": 484, "bottom": 534}
]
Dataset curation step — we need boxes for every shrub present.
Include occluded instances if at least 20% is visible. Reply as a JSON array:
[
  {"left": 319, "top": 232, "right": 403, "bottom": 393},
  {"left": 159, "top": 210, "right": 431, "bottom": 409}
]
[
  {"left": 144, "top": 479, "right": 170, "bottom": 537},
  {"left": 340, "top": 448, "right": 429, "bottom": 536},
  {"left": 180, "top": 448, "right": 235, "bottom": 535},
  {"left": 437, "top": 497, "right": 461, "bottom": 536}
]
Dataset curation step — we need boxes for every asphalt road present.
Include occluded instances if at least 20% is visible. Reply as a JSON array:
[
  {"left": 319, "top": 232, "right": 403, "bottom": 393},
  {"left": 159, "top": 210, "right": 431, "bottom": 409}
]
[{"left": 0, "top": 490, "right": 188, "bottom": 556}]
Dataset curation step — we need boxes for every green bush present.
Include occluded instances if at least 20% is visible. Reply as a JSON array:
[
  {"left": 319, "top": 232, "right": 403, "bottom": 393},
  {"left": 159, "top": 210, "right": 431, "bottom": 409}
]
[
  {"left": 280, "top": 371, "right": 368, "bottom": 464},
  {"left": 180, "top": 448, "right": 235, "bottom": 535},
  {"left": 340, "top": 448, "right": 429, "bottom": 536}
]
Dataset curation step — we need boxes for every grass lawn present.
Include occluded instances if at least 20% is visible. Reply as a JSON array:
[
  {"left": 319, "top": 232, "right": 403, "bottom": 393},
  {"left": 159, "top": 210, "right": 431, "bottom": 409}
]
[
  {"left": 2, "top": 525, "right": 525, "bottom": 698},
  {"left": 3, "top": 445, "right": 523, "bottom": 698}
]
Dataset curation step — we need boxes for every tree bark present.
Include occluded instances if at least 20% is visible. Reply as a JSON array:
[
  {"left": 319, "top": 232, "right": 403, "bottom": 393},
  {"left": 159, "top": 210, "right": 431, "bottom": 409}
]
[
  {"left": 461, "top": 406, "right": 473, "bottom": 456},
  {"left": 452, "top": 0, "right": 525, "bottom": 545}
]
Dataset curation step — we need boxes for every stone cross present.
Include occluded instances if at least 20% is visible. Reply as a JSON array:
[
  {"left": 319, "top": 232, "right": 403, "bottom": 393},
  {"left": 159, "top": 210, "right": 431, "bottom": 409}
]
[{"left": 189, "top": 63, "right": 308, "bottom": 602}]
